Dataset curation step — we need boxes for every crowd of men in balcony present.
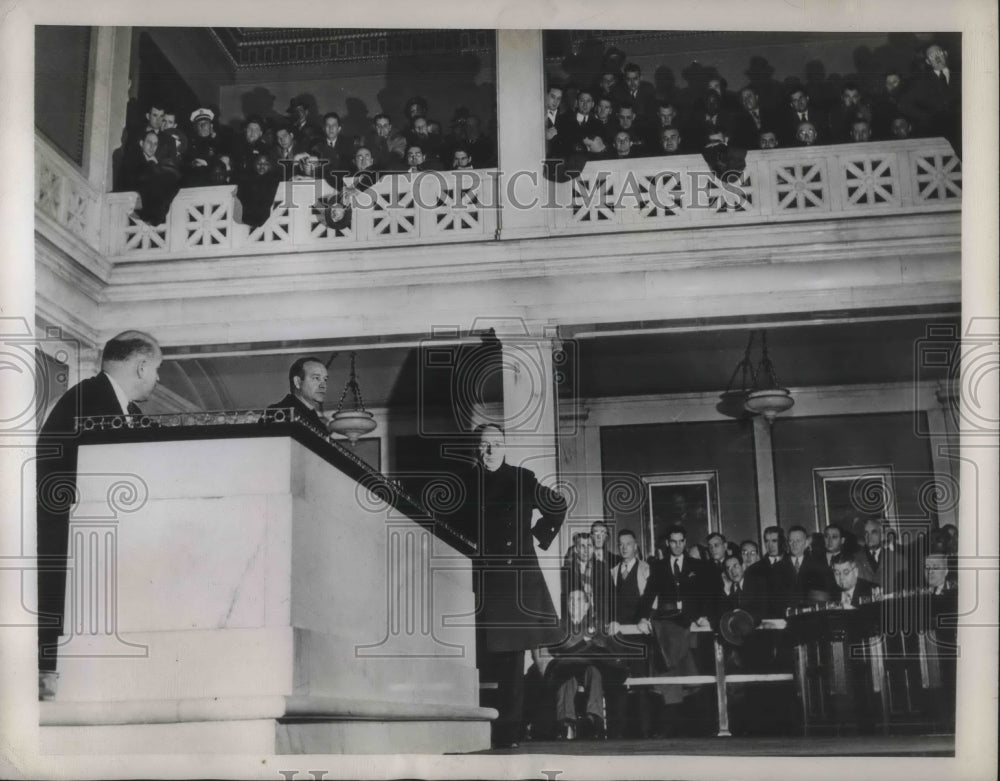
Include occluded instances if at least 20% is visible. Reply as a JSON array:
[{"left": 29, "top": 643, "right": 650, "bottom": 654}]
[
  {"left": 113, "top": 93, "right": 496, "bottom": 228},
  {"left": 543, "top": 40, "right": 961, "bottom": 179},
  {"left": 111, "top": 38, "right": 959, "bottom": 227},
  {"left": 512, "top": 516, "right": 958, "bottom": 742}
]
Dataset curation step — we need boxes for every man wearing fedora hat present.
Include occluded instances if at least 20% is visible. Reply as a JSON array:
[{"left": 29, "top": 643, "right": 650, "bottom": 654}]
[{"left": 287, "top": 96, "right": 321, "bottom": 149}]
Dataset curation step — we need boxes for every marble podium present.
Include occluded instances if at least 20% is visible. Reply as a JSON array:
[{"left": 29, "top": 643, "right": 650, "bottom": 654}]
[{"left": 39, "top": 423, "right": 494, "bottom": 754}]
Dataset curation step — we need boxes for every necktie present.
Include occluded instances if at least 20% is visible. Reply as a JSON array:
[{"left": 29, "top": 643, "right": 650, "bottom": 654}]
[
  {"left": 842, "top": 590, "right": 851, "bottom": 606},
  {"left": 938, "top": 70, "right": 948, "bottom": 85},
  {"left": 794, "top": 557, "right": 801, "bottom": 573},
  {"left": 127, "top": 402, "right": 142, "bottom": 416},
  {"left": 672, "top": 558, "right": 681, "bottom": 579},
  {"left": 732, "top": 583, "right": 741, "bottom": 597}
]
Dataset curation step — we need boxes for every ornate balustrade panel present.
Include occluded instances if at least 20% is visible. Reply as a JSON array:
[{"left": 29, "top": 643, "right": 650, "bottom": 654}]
[
  {"left": 35, "top": 136, "right": 102, "bottom": 250},
  {"left": 57, "top": 138, "right": 959, "bottom": 262},
  {"left": 548, "top": 138, "right": 960, "bottom": 235},
  {"left": 104, "top": 170, "right": 499, "bottom": 260}
]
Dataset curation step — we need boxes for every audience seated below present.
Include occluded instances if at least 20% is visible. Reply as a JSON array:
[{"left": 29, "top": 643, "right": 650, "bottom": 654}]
[{"left": 514, "top": 518, "right": 957, "bottom": 742}]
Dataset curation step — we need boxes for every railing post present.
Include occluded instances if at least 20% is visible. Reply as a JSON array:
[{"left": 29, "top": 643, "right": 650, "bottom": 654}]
[{"left": 714, "top": 635, "right": 732, "bottom": 737}]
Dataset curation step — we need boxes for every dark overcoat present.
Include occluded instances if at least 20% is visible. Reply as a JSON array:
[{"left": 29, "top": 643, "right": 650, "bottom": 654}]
[
  {"left": 37, "top": 373, "right": 133, "bottom": 662},
  {"left": 461, "top": 462, "right": 566, "bottom": 653}
]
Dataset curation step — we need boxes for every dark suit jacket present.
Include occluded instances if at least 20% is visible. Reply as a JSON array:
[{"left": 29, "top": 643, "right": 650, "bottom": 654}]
[
  {"left": 37, "top": 373, "right": 136, "bottom": 641},
  {"left": 779, "top": 106, "right": 828, "bottom": 146},
  {"left": 640, "top": 555, "right": 713, "bottom": 625},
  {"left": 265, "top": 393, "right": 328, "bottom": 434},
  {"left": 613, "top": 81, "right": 658, "bottom": 118},
  {"left": 230, "top": 138, "right": 269, "bottom": 183},
  {"left": 684, "top": 110, "right": 732, "bottom": 150},
  {"left": 459, "top": 462, "right": 567, "bottom": 653},
  {"left": 37, "top": 372, "right": 131, "bottom": 516},
  {"left": 183, "top": 132, "right": 231, "bottom": 187},
  {"left": 545, "top": 110, "right": 565, "bottom": 157},
  {"left": 746, "top": 555, "right": 797, "bottom": 618},
  {"left": 872, "top": 88, "right": 906, "bottom": 140},
  {"left": 702, "top": 141, "right": 747, "bottom": 179},
  {"left": 292, "top": 119, "right": 322, "bottom": 150},
  {"left": 714, "top": 567, "right": 769, "bottom": 625},
  {"left": 899, "top": 68, "right": 961, "bottom": 140},
  {"left": 826, "top": 102, "right": 868, "bottom": 143},
  {"left": 730, "top": 107, "right": 773, "bottom": 149},
  {"left": 555, "top": 112, "right": 604, "bottom": 157},
  {"left": 790, "top": 554, "right": 835, "bottom": 605},
  {"left": 854, "top": 547, "right": 904, "bottom": 593},
  {"left": 310, "top": 136, "right": 354, "bottom": 186}
]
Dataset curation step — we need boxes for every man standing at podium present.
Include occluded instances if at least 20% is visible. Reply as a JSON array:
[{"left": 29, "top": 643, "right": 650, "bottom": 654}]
[
  {"left": 36, "top": 330, "right": 162, "bottom": 700},
  {"left": 266, "top": 356, "right": 329, "bottom": 434},
  {"left": 459, "top": 423, "right": 567, "bottom": 748}
]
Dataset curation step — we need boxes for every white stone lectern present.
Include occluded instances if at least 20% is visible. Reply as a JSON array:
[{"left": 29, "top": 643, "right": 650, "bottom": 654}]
[{"left": 40, "top": 424, "right": 493, "bottom": 754}]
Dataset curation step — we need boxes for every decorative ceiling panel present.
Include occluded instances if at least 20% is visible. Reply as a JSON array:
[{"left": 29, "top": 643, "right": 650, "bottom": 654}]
[{"left": 208, "top": 27, "right": 496, "bottom": 70}]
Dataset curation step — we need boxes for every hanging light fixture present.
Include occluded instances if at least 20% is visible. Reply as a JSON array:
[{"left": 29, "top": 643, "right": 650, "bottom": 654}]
[
  {"left": 721, "top": 330, "right": 794, "bottom": 424},
  {"left": 327, "top": 351, "right": 377, "bottom": 445}
]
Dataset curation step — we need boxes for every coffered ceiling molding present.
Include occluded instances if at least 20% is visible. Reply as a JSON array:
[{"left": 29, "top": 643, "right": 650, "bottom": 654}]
[{"left": 208, "top": 28, "right": 496, "bottom": 70}]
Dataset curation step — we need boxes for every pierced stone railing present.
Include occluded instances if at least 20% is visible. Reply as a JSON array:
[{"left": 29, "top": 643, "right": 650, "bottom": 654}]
[
  {"left": 48, "top": 137, "right": 960, "bottom": 263},
  {"left": 546, "top": 138, "right": 960, "bottom": 233},
  {"left": 104, "top": 170, "right": 500, "bottom": 260},
  {"left": 35, "top": 135, "right": 103, "bottom": 250}
]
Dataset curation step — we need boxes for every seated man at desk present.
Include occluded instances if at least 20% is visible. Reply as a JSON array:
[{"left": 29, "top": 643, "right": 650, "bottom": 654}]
[
  {"left": 264, "top": 356, "right": 329, "bottom": 433},
  {"left": 831, "top": 552, "right": 877, "bottom": 607}
]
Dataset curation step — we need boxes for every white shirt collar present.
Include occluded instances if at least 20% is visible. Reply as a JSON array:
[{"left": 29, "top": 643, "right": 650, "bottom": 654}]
[{"left": 104, "top": 372, "right": 131, "bottom": 415}]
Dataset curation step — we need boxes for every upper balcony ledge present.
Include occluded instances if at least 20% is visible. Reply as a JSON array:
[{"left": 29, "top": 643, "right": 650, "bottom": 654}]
[
  {"left": 36, "top": 136, "right": 961, "bottom": 267},
  {"left": 549, "top": 137, "right": 961, "bottom": 234},
  {"left": 35, "top": 135, "right": 105, "bottom": 264}
]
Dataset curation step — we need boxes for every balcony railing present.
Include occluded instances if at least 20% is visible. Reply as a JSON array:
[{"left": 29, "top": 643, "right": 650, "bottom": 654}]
[
  {"left": 103, "top": 170, "right": 499, "bottom": 260},
  {"left": 547, "top": 138, "right": 960, "bottom": 234},
  {"left": 35, "top": 135, "right": 102, "bottom": 251},
  {"left": 35, "top": 136, "right": 961, "bottom": 263}
]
